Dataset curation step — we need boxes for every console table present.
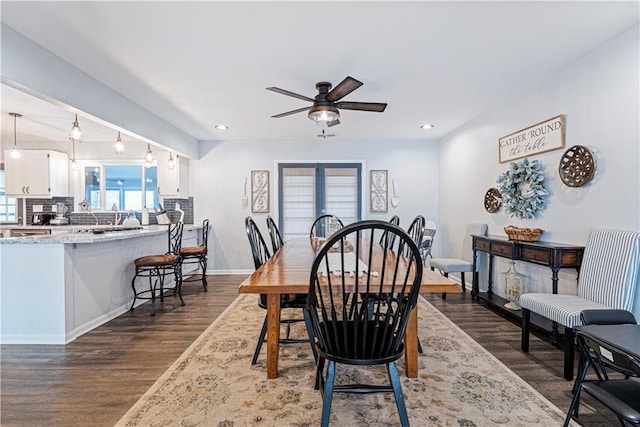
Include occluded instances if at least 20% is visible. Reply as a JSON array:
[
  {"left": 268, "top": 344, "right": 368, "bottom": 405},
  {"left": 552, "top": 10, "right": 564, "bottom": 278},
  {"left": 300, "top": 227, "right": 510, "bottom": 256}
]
[{"left": 472, "top": 235, "right": 584, "bottom": 342}]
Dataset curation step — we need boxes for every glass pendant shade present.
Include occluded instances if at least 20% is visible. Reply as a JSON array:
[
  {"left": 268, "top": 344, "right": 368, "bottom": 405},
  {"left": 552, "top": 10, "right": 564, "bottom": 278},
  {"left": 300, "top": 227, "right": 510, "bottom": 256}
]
[
  {"left": 9, "top": 112, "right": 22, "bottom": 160},
  {"left": 144, "top": 143, "right": 154, "bottom": 168},
  {"left": 113, "top": 132, "right": 124, "bottom": 154},
  {"left": 69, "top": 114, "right": 83, "bottom": 143},
  {"left": 167, "top": 152, "right": 176, "bottom": 170},
  {"left": 308, "top": 105, "right": 339, "bottom": 124}
]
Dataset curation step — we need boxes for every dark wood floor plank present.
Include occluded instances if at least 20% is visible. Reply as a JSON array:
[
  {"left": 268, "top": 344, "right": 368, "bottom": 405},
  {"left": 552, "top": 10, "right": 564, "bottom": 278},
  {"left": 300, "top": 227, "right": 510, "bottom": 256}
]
[{"left": 1, "top": 275, "right": 616, "bottom": 425}]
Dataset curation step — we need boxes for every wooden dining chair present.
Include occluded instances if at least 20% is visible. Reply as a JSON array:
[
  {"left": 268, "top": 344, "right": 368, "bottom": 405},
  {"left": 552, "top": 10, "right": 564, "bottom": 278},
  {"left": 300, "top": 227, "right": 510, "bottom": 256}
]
[
  {"left": 245, "top": 216, "right": 315, "bottom": 365},
  {"left": 307, "top": 220, "right": 423, "bottom": 427},
  {"left": 266, "top": 215, "right": 284, "bottom": 253},
  {"left": 310, "top": 214, "right": 343, "bottom": 239}
]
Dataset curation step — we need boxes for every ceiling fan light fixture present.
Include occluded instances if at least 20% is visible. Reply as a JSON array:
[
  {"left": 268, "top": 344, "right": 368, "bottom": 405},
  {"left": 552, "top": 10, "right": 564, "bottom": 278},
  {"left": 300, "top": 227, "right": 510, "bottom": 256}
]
[
  {"left": 114, "top": 131, "right": 124, "bottom": 154},
  {"left": 8, "top": 112, "right": 22, "bottom": 160},
  {"left": 69, "top": 114, "right": 83, "bottom": 143},
  {"left": 420, "top": 123, "right": 435, "bottom": 129},
  {"left": 308, "top": 105, "right": 340, "bottom": 124}
]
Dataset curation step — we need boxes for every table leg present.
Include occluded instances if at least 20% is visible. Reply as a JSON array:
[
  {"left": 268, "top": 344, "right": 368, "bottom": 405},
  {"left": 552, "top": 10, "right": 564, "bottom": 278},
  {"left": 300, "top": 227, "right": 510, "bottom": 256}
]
[
  {"left": 404, "top": 306, "right": 418, "bottom": 378},
  {"left": 266, "top": 294, "right": 281, "bottom": 379}
]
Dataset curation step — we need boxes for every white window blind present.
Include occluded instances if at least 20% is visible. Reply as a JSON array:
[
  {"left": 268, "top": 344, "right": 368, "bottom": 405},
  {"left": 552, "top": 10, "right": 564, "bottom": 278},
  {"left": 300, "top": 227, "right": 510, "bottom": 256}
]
[
  {"left": 325, "top": 168, "right": 358, "bottom": 226},
  {"left": 282, "top": 168, "right": 316, "bottom": 240}
]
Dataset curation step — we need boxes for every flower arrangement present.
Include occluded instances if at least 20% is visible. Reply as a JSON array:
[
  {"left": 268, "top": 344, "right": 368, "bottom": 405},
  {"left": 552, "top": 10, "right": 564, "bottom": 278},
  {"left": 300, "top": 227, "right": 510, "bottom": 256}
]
[{"left": 496, "top": 158, "right": 548, "bottom": 219}]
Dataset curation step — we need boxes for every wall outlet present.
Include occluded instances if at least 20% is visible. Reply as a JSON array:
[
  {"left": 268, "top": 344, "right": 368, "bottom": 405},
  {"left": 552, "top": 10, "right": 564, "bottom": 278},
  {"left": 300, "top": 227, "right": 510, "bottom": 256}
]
[
  {"left": 33, "top": 205, "right": 44, "bottom": 213},
  {"left": 51, "top": 205, "right": 57, "bottom": 213}
]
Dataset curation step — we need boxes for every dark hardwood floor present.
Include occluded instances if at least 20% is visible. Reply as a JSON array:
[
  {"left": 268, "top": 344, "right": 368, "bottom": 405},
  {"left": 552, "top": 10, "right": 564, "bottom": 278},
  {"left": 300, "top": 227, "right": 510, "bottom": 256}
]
[{"left": 1, "top": 275, "right": 616, "bottom": 426}]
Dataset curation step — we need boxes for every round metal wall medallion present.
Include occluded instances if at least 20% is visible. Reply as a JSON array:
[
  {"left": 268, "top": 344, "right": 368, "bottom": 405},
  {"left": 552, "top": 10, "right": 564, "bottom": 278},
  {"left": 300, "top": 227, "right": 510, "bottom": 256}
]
[
  {"left": 559, "top": 145, "right": 596, "bottom": 187},
  {"left": 484, "top": 187, "right": 502, "bottom": 213}
]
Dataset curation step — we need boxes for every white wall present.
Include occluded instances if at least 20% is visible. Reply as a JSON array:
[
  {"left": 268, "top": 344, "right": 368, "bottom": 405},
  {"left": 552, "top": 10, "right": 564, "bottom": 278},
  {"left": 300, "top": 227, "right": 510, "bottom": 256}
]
[
  {"left": 191, "top": 138, "right": 439, "bottom": 272},
  {"left": 438, "top": 25, "right": 640, "bottom": 314}
]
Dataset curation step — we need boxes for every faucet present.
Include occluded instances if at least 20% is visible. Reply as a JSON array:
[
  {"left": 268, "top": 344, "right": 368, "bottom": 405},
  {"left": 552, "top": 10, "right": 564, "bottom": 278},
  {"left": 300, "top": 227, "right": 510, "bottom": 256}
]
[
  {"left": 111, "top": 203, "right": 121, "bottom": 225},
  {"left": 90, "top": 212, "right": 99, "bottom": 226}
]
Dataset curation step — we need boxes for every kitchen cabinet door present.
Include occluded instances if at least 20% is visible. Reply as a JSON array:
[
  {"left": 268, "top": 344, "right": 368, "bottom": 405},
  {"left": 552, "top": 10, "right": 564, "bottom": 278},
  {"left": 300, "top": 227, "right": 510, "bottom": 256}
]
[
  {"left": 4, "top": 150, "right": 69, "bottom": 197},
  {"left": 156, "top": 152, "right": 189, "bottom": 198}
]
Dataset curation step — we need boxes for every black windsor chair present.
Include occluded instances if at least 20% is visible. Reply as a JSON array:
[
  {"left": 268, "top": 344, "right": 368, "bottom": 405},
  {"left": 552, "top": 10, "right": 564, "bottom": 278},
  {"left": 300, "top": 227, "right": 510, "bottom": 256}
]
[
  {"left": 266, "top": 215, "right": 284, "bottom": 253},
  {"left": 310, "top": 214, "right": 344, "bottom": 239},
  {"left": 130, "top": 222, "right": 184, "bottom": 316},
  {"left": 244, "top": 217, "right": 316, "bottom": 365},
  {"left": 307, "top": 220, "right": 423, "bottom": 427},
  {"left": 379, "top": 215, "right": 400, "bottom": 249}
]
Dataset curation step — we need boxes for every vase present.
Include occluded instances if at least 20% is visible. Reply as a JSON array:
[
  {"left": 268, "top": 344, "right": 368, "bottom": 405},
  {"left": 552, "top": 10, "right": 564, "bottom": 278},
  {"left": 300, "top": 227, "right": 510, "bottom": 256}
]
[{"left": 501, "top": 260, "right": 524, "bottom": 310}]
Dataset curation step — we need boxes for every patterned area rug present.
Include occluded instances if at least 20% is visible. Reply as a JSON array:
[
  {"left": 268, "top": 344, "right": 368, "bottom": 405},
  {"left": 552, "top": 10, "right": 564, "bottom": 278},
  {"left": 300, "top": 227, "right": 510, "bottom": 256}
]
[{"left": 117, "top": 295, "right": 573, "bottom": 426}]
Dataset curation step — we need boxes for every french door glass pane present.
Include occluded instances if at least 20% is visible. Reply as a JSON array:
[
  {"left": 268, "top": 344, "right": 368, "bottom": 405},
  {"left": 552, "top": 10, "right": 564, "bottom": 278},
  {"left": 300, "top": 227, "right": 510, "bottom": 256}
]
[
  {"left": 281, "top": 168, "right": 315, "bottom": 240},
  {"left": 324, "top": 168, "right": 358, "bottom": 226}
]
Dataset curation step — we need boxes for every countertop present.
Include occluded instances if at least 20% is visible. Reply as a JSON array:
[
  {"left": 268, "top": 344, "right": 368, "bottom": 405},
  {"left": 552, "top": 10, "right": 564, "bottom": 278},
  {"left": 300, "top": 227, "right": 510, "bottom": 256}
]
[{"left": 0, "top": 224, "right": 201, "bottom": 245}]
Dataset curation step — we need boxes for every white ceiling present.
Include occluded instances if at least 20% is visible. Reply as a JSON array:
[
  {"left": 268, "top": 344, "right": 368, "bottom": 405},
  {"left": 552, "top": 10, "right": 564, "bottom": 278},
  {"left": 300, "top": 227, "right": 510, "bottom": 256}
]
[{"left": 1, "top": 1, "right": 638, "bottom": 149}]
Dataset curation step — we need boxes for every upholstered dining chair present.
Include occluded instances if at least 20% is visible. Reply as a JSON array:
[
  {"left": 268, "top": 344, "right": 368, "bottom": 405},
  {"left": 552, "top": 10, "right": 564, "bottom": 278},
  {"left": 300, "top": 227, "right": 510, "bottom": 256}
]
[
  {"left": 310, "top": 214, "right": 343, "bottom": 239},
  {"left": 245, "top": 216, "right": 315, "bottom": 365},
  {"left": 266, "top": 215, "right": 284, "bottom": 253},
  {"left": 179, "top": 219, "right": 210, "bottom": 291},
  {"left": 307, "top": 220, "right": 423, "bottom": 427},
  {"left": 430, "top": 222, "right": 488, "bottom": 299},
  {"left": 520, "top": 228, "right": 640, "bottom": 380},
  {"left": 130, "top": 221, "right": 184, "bottom": 316}
]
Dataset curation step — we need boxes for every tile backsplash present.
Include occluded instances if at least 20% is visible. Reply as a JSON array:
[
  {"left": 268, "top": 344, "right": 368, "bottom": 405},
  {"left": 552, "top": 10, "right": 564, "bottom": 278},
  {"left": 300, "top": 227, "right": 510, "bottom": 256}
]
[{"left": 25, "top": 197, "right": 194, "bottom": 225}]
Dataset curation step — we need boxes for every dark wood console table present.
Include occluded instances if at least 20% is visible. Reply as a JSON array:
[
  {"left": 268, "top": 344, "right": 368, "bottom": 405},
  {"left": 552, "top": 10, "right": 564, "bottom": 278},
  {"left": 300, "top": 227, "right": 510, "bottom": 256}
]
[{"left": 472, "top": 235, "right": 584, "bottom": 342}]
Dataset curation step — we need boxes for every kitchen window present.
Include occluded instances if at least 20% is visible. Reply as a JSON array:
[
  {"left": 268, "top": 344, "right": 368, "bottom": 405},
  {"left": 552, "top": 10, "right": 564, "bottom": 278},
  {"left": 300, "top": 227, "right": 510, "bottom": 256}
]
[
  {"left": 84, "top": 164, "right": 158, "bottom": 211},
  {"left": 0, "top": 170, "right": 19, "bottom": 223}
]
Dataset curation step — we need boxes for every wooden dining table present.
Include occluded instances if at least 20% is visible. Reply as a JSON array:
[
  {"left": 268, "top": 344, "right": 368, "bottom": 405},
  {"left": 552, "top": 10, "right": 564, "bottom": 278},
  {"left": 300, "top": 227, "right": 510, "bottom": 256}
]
[{"left": 239, "top": 237, "right": 461, "bottom": 379}]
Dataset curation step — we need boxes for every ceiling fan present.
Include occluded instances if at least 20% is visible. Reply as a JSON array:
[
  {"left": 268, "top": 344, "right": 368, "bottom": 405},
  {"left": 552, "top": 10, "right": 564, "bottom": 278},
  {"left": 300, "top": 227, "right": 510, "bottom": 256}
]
[{"left": 266, "top": 76, "right": 387, "bottom": 127}]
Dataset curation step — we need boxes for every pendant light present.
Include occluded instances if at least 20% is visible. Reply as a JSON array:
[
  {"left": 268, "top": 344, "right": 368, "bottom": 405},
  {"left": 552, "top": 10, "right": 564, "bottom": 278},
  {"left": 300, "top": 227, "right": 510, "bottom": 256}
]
[
  {"left": 113, "top": 131, "right": 124, "bottom": 154},
  {"left": 70, "top": 139, "right": 78, "bottom": 171},
  {"left": 167, "top": 152, "right": 176, "bottom": 170},
  {"left": 69, "top": 114, "right": 83, "bottom": 143},
  {"left": 8, "top": 112, "right": 22, "bottom": 160},
  {"left": 144, "top": 143, "right": 154, "bottom": 168}
]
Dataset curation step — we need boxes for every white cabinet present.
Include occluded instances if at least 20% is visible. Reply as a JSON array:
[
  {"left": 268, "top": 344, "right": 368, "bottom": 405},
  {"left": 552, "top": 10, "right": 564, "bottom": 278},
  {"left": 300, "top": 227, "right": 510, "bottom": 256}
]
[
  {"left": 156, "top": 152, "right": 189, "bottom": 198},
  {"left": 4, "top": 150, "right": 69, "bottom": 198}
]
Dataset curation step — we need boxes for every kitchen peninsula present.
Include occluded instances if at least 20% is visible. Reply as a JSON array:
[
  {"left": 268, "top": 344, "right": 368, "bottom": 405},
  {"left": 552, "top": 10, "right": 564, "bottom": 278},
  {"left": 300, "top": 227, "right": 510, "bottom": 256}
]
[{"left": 0, "top": 224, "right": 201, "bottom": 344}]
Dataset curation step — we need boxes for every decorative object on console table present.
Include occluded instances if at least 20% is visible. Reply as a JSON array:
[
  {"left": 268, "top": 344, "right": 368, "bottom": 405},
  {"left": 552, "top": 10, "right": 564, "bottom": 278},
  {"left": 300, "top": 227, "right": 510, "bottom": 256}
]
[
  {"left": 483, "top": 187, "right": 501, "bottom": 213},
  {"left": 251, "top": 170, "right": 269, "bottom": 213},
  {"left": 370, "top": 170, "right": 388, "bottom": 212},
  {"left": 558, "top": 145, "right": 597, "bottom": 187},
  {"left": 504, "top": 225, "right": 544, "bottom": 242},
  {"left": 496, "top": 158, "right": 548, "bottom": 219},
  {"left": 501, "top": 260, "right": 525, "bottom": 310}
]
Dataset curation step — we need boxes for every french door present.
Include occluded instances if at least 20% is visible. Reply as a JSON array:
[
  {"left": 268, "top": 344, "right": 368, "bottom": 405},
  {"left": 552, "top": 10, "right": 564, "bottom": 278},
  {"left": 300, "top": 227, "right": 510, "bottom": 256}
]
[{"left": 278, "top": 163, "right": 362, "bottom": 240}]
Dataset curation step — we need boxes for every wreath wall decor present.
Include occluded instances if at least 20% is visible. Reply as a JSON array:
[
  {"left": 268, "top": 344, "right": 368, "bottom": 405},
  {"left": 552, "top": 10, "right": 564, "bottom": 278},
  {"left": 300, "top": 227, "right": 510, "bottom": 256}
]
[{"left": 496, "top": 158, "right": 548, "bottom": 219}]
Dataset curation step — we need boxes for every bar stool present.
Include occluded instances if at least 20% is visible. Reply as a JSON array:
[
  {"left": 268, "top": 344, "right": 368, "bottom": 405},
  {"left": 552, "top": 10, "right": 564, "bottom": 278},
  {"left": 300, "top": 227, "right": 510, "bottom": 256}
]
[
  {"left": 180, "top": 219, "right": 210, "bottom": 291},
  {"left": 130, "top": 222, "right": 184, "bottom": 316}
]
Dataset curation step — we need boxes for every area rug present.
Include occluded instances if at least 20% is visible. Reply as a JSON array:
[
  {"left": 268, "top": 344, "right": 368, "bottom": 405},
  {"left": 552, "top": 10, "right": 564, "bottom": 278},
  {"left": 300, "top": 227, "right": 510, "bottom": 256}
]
[{"left": 117, "top": 294, "right": 574, "bottom": 426}]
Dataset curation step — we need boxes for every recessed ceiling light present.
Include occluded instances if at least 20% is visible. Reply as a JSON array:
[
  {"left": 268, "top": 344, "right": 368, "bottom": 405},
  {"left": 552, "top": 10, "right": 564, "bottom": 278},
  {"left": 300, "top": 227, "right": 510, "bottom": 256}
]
[
  {"left": 214, "top": 124, "right": 229, "bottom": 130},
  {"left": 420, "top": 124, "right": 434, "bottom": 129}
]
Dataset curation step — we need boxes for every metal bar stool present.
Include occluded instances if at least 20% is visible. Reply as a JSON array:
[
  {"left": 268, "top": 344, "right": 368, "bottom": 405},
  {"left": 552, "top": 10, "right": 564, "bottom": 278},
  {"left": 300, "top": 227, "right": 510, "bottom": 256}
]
[
  {"left": 180, "top": 219, "right": 210, "bottom": 291},
  {"left": 130, "top": 222, "right": 184, "bottom": 316}
]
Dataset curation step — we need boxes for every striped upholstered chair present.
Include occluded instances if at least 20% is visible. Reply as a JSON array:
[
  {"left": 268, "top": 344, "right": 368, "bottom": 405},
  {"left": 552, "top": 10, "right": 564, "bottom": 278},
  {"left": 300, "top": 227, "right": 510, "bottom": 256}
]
[{"left": 520, "top": 228, "right": 640, "bottom": 380}]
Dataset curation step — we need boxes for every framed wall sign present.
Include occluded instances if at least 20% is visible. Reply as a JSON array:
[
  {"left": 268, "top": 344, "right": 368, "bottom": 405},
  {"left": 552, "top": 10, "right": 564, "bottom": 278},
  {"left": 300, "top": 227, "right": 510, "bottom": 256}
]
[
  {"left": 251, "top": 170, "right": 269, "bottom": 213},
  {"left": 370, "top": 170, "right": 388, "bottom": 212},
  {"left": 498, "top": 115, "right": 565, "bottom": 163}
]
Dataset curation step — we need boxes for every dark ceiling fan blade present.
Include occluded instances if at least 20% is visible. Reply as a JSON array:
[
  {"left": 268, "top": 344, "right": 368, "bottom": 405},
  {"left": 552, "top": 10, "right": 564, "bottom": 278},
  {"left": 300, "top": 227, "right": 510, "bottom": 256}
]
[
  {"left": 271, "top": 106, "right": 311, "bottom": 118},
  {"left": 326, "top": 76, "right": 363, "bottom": 102},
  {"left": 335, "top": 101, "right": 387, "bottom": 112},
  {"left": 327, "top": 119, "right": 341, "bottom": 127},
  {"left": 266, "top": 87, "right": 315, "bottom": 102}
]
